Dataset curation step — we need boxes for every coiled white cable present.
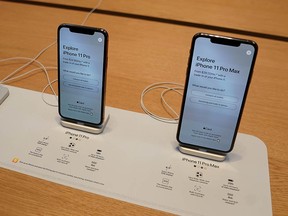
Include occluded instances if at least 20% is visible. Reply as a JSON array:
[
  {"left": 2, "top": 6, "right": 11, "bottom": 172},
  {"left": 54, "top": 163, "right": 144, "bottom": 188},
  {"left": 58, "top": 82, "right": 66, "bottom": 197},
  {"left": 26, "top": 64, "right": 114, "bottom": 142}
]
[{"left": 140, "top": 82, "right": 184, "bottom": 124}]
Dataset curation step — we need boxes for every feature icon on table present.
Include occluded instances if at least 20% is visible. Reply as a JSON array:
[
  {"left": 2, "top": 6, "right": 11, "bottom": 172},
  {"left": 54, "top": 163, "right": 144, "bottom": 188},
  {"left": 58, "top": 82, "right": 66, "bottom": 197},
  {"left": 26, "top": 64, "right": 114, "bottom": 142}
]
[
  {"left": 196, "top": 171, "right": 203, "bottom": 178},
  {"left": 69, "top": 142, "right": 75, "bottom": 148}
]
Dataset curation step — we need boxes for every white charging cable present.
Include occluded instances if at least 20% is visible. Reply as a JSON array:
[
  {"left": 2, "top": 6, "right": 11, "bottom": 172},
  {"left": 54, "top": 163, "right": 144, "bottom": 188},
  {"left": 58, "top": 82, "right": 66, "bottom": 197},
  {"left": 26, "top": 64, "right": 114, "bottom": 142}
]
[{"left": 140, "top": 82, "right": 184, "bottom": 124}]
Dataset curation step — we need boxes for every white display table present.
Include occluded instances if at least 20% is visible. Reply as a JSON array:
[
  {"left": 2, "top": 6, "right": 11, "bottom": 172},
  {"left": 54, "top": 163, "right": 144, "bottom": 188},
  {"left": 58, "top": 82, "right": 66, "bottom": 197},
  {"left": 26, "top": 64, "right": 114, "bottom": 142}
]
[{"left": 0, "top": 86, "right": 272, "bottom": 216}]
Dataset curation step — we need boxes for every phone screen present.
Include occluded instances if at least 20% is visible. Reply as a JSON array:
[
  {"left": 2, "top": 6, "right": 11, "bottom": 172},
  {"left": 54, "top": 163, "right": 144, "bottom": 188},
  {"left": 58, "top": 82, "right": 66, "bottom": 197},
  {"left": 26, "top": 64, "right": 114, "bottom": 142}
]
[
  {"left": 58, "top": 24, "right": 108, "bottom": 125},
  {"left": 177, "top": 33, "right": 257, "bottom": 153}
]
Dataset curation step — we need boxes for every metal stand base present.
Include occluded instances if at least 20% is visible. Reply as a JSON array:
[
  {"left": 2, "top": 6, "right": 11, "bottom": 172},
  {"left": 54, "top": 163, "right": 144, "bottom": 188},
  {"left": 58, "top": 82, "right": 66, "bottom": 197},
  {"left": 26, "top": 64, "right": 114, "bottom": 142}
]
[
  {"left": 60, "top": 114, "right": 110, "bottom": 134},
  {"left": 179, "top": 145, "right": 226, "bottom": 162},
  {"left": 0, "top": 85, "right": 9, "bottom": 105}
]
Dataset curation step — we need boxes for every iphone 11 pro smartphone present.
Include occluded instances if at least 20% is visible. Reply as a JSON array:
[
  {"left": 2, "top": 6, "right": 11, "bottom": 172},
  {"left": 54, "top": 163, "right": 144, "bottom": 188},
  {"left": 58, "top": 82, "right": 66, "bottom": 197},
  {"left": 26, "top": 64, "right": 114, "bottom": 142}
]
[
  {"left": 177, "top": 33, "right": 258, "bottom": 154},
  {"left": 58, "top": 24, "right": 108, "bottom": 126}
]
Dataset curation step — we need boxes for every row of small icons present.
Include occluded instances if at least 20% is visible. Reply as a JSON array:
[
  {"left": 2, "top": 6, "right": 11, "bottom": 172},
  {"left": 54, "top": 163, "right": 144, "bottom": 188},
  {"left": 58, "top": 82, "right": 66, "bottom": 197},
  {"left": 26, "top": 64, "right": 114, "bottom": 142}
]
[
  {"left": 11, "top": 134, "right": 102, "bottom": 163},
  {"left": 12, "top": 149, "right": 103, "bottom": 162}
]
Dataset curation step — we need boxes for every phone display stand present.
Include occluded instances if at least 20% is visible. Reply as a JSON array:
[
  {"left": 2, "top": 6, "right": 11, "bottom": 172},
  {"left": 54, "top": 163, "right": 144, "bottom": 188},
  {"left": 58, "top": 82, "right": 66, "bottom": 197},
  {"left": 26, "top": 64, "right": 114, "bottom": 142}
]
[
  {"left": 60, "top": 114, "right": 110, "bottom": 134},
  {"left": 179, "top": 145, "right": 227, "bottom": 161}
]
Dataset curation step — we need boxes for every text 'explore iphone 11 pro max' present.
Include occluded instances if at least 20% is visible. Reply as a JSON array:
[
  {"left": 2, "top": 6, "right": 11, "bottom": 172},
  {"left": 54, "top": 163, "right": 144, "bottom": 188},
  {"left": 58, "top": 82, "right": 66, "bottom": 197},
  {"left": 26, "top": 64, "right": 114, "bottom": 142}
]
[
  {"left": 177, "top": 33, "right": 258, "bottom": 153},
  {"left": 58, "top": 24, "right": 108, "bottom": 126}
]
